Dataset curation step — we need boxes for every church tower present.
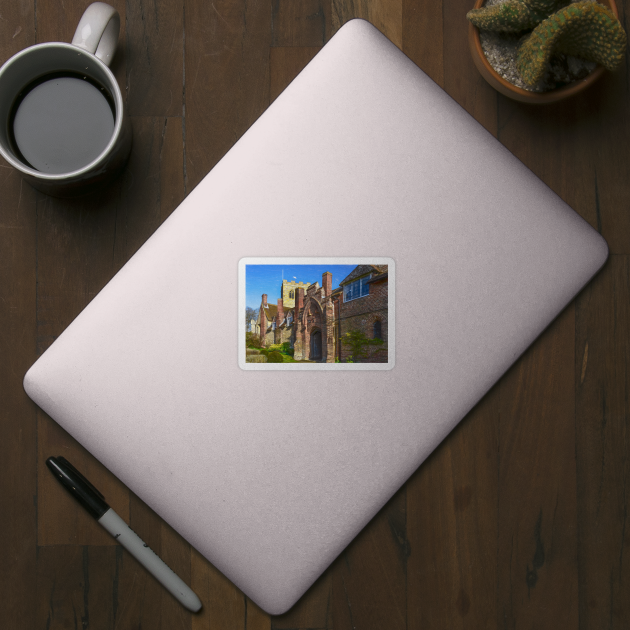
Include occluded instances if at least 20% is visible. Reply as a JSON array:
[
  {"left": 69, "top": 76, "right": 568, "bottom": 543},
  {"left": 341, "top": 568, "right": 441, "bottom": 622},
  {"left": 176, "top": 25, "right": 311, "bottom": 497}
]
[{"left": 281, "top": 279, "right": 310, "bottom": 308}]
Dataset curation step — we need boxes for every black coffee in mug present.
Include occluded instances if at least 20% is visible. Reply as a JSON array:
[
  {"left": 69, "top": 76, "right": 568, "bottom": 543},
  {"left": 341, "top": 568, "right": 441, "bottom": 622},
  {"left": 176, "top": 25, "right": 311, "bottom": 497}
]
[{"left": 9, "top": 72, "right": 115, "bottom": 174}]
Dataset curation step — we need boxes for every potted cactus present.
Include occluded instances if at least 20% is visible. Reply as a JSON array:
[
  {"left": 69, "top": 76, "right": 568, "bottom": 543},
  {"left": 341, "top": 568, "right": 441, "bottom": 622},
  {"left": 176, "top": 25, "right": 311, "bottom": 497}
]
[{"left": 467, "top": 0, "right": 627, "bottom": 103}]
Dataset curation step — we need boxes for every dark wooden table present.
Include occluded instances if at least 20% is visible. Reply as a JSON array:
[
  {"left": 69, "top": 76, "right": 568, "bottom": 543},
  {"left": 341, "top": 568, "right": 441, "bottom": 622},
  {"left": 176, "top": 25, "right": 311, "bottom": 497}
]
[{"left": 1, "top": 1, "right": 628, "bottom": 628}]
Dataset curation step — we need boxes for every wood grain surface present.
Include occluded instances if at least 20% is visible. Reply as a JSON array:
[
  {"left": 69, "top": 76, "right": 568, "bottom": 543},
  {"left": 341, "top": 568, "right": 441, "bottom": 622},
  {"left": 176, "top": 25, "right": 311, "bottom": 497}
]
[{"left": 1, "top": 0, "right": 628, "bottom": 628}]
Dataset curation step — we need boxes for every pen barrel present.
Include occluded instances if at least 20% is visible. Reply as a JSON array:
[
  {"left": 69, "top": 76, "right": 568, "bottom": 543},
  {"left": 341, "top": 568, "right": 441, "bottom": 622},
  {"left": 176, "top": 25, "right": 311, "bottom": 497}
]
[{"left": 98, "top": 508, "right": 202, "bottom": 612}]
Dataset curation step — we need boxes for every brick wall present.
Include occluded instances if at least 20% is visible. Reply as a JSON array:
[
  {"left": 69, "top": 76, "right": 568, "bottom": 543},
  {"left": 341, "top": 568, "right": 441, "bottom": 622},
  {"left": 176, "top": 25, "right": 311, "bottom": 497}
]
[
  {"left": 339, "top": 279, "right": 388, "bottom": 363},
  {"left": 259, "top": 305, "right": 267, "bottom": 346}
]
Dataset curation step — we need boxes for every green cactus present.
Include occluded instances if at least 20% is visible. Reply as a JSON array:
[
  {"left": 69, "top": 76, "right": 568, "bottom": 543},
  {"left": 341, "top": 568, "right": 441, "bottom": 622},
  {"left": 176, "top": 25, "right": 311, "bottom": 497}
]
[
  {"left": 467, "top": 0, "right": 568, "bottom": 33},
  {"left": 517, "top": 2, "right": 627, "bottom": 85}
]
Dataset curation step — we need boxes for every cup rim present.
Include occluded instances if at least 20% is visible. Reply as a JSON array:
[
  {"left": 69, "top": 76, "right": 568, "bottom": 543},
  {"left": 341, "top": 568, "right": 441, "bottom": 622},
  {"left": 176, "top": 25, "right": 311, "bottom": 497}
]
[{"left": 0, "top": 41, "right": 125, "bottom": 180}]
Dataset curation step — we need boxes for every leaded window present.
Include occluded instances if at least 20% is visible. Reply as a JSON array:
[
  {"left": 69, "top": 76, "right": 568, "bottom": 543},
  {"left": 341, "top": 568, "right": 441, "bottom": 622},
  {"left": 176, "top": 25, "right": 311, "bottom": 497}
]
[
  {"left": 373, "top": 320, "right": 382, "bottom": 339},
  {"left": 344, "top": 275, "right": 370, "bottom": 302}
]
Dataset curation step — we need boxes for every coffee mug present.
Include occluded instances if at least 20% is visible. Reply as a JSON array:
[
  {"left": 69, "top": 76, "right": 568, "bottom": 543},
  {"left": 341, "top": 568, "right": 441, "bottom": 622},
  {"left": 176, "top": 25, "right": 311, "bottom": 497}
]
[{"left": 0, "top": 2, "right": 132, "bottom": 197}]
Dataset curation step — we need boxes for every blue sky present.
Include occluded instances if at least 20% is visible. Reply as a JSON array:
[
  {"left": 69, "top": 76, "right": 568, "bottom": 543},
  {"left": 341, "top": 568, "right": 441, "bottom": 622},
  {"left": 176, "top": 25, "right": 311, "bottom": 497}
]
[{"left": 245, "top": 264, "right": 356, "bottom": 310}]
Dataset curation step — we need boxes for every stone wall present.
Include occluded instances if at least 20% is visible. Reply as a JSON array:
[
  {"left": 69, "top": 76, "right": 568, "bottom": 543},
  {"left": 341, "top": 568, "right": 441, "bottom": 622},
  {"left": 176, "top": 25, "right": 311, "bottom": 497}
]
[
  {"left": 274, "top": 325, "right": 293, "bottom": 345},
  {"left": 281, "top": 326, "right": 293, "bottom": 344}
]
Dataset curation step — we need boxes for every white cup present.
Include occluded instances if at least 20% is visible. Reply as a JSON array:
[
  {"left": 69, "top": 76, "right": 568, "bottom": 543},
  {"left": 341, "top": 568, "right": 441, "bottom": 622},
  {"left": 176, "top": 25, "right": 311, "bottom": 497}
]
[{"left": 0, "top": 3, "right": 132, "bottom": 197}]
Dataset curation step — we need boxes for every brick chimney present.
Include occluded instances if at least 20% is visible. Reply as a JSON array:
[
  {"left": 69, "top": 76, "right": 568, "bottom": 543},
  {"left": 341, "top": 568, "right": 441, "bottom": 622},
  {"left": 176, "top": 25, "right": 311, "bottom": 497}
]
[
  {"left": 295, "top": 287, "right": 305, "bottom": 319},
  {"left": 262, "top": 293, "right": 267, "bottom": 306},
  {"left": 277, "top": 298, "right": 284, "bottom": 325},
  {"left": 259, "top": 304, "right": 267, "bottom": 339},
  {"left": 322, "top": 271, "right": 332, "bottom": 297}
]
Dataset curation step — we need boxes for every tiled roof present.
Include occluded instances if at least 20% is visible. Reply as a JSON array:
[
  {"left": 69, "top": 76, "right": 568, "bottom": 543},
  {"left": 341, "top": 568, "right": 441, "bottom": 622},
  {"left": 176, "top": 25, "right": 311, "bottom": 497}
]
[
  {"left": 340, "top": 264, "right": 388, "bottom": 285},
  {"left": 261, "top": 304, "right": 278, "bottom": 321}
]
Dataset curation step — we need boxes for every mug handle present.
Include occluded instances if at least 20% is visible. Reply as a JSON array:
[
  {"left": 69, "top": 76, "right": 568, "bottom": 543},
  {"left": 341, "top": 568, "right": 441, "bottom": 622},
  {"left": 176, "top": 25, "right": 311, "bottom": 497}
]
[{"left": 71, "top": 2, "right": 120, "bottom": 67}]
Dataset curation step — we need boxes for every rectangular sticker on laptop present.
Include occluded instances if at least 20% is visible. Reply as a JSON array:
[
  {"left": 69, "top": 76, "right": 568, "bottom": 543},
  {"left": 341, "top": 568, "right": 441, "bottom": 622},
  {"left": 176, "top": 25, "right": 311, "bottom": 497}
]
[{"left": 238, "top": 258, "right": 395, "bottom": 370}]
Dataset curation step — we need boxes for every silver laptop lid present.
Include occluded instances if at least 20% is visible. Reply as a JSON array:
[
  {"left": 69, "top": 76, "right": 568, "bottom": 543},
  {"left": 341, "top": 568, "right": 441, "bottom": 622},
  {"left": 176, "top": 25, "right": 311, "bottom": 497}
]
[{"left": 24, "top": 19, "right": 607, "bottom": 614}]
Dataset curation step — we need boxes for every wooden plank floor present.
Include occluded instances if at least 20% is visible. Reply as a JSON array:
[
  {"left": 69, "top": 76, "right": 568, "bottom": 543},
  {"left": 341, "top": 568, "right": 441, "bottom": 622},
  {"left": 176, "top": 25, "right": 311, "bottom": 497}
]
[{"left": 1, "top": 0, "right": 628, "bottom": 628}]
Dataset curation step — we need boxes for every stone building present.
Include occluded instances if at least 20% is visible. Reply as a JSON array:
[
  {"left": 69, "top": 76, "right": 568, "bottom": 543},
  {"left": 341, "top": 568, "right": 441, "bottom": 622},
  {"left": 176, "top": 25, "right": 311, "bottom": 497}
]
[
  {"left": 249, "top": 318, "right": 259, "bottom": 335},
  {"left": 255, "top": 279, "right": 310, "bottom": 348},
  {"left": 253, "top": 264, "right": 388, "bottom": 363},
  {"left": 292, "top": 272, "right": 338, "bottom": 362}
]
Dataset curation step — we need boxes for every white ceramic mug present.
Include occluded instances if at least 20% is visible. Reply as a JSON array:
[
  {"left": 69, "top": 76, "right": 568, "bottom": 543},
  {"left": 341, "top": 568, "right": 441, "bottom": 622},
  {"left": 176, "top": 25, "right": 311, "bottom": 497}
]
[{"left": 0, "top": 2, "right": 131, "bottom": 197}]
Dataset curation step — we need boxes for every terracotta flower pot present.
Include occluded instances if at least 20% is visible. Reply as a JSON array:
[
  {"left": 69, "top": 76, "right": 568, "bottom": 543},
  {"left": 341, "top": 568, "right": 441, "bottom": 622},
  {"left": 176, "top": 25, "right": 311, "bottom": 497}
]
[{"left": 468, "top": 0, "right": 619, "bottom": 103}]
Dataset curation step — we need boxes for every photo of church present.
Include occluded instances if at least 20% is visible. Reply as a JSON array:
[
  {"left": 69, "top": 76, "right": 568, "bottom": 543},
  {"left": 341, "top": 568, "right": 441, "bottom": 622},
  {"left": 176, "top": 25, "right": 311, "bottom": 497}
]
[{"left": 246, "top": 263, "right": 389, "bottom": 364}]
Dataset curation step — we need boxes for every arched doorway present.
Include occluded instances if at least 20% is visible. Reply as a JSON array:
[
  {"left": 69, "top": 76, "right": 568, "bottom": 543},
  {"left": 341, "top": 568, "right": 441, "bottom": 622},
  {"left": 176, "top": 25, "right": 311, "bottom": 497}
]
[{"left": 310, "top": 330, "right": 322, "bottom": 360}]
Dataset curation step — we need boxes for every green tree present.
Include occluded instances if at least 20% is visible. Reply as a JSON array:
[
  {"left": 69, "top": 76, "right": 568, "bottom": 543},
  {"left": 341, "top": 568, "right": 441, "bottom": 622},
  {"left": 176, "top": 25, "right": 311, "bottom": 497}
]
[{"left": 340, "top": 329, "right": 384, "bottom": 362}]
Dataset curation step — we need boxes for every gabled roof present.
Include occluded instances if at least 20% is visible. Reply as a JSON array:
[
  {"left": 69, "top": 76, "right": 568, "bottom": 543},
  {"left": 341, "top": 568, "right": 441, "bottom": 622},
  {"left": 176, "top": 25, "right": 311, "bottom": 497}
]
[
  {"left": 261, "top": 303, "right": 278, "bottom": 321},
  {"left": 277, "top": 308, "right": 295, "bottom": 327},
  {"left": 340, "top": 264, "right": 388, "bottom": 285}
]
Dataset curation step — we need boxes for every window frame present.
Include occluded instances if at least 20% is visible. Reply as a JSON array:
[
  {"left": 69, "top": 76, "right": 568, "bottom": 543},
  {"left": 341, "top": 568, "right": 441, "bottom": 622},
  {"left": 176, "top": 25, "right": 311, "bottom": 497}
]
[
  {"left": 373, "top": 319, "right": 382, "bottom": 339},
  {"left": 343, "top": 274, "right": 371, "bottom": 302}
]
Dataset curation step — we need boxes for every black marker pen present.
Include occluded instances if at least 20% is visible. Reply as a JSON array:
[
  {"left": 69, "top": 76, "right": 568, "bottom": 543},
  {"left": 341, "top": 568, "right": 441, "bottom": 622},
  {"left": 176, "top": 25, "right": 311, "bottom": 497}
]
[{"left": 46, "top": 456, "right": 202, "bottom": 612}]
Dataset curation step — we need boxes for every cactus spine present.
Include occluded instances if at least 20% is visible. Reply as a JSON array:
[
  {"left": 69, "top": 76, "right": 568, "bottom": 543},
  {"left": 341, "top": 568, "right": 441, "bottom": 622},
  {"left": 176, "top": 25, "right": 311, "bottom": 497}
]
[
  {"left": 517, "top": 1, "right": 627, "bottom": 85},
  {"left": 467, "top": 0, "right": 567, "bottom": 33}
]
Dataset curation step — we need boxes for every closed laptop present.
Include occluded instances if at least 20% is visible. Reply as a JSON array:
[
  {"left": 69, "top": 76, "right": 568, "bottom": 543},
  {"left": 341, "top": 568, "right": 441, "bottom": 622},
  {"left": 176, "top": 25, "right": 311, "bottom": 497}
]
[{"left": 24, "top": 19, "right": 608, "bottom": 614}]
